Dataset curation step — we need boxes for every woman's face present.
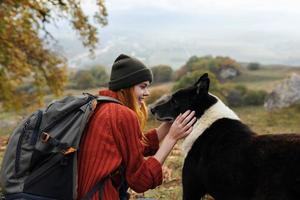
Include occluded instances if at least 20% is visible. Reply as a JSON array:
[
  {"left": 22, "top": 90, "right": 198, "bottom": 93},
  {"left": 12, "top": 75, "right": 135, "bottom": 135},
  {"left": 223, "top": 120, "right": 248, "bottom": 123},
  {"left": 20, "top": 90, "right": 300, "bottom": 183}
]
[{"left": 134, "top": 81, "right": 150, "bottom": 106}]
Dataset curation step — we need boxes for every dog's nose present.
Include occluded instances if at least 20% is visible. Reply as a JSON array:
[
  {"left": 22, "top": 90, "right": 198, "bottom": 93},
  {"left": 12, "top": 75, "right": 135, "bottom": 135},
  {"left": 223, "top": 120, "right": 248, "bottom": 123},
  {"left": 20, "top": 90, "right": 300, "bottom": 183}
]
[{"left": 150, "top": 107, "right": 155, "bottom": 115}]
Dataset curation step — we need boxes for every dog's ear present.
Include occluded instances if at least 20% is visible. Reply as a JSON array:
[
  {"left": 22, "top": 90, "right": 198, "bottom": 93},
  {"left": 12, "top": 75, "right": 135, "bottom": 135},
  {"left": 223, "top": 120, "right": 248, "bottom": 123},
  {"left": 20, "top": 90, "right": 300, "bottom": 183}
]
[{"left": 195, "top": 73, "right": 210, "bottom": 95}]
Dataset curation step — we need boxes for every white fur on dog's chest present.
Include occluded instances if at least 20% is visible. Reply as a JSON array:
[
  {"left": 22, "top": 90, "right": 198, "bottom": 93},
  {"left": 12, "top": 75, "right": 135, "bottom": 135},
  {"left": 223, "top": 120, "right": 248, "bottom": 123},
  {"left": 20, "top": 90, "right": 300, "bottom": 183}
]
[{"left": 182, "top": 96, "right": 240, "bottom": 158}]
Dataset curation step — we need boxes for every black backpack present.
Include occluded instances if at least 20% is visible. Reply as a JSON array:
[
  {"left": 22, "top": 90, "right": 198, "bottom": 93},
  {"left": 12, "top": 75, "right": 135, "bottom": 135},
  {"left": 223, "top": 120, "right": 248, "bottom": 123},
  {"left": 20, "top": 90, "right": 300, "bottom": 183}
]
[{"left": 0, "top": 94, "right": 121, "bottom": 200}]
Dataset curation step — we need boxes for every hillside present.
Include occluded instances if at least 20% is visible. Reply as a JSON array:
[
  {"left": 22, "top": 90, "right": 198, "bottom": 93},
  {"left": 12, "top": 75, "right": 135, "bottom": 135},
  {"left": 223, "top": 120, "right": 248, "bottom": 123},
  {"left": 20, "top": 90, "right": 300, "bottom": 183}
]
[{"left": 232, "top": 66, "right": 300, "bottom": 92}]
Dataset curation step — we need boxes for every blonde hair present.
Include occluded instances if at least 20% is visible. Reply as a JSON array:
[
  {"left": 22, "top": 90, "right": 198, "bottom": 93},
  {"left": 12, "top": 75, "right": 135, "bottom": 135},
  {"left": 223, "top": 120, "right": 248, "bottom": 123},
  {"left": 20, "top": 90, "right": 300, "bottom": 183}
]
[{"left": 116, "top": 87, "right": 149, "bottom": 145}]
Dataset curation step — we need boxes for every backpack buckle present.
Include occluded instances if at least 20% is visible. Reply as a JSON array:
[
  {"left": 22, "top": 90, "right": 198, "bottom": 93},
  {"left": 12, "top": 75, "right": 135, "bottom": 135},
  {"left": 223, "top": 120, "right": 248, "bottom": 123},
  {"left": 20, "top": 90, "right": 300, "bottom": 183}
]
[
  {"left": 41, "top": 132, "right": 50, "bottom": 143},
  {"left": 62, "top": 147, "right": 77, "bottom": 155}
]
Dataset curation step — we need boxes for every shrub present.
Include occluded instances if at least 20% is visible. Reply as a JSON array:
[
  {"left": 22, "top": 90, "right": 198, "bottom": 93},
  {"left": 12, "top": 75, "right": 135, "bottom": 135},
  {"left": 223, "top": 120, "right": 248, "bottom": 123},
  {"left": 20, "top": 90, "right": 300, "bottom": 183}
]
[
  {"left": 226, "top": 85, "right": 267, "bottom": 107},
  {"left": 244, "top": 90, "right": 267, "bottom": 106},
  {"left": 227, "top": 89, "right": 244, "bottom": 107},
  {"left": 247, "top": 62, "right": 260, "bottom": 70}
]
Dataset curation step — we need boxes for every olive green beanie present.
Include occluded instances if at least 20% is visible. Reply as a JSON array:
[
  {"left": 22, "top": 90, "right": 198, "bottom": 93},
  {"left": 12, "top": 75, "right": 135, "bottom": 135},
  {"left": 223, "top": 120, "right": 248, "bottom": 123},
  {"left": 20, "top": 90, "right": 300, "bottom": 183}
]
[{"left": 108, "top": 54, "right": 153, "bottom": 91}]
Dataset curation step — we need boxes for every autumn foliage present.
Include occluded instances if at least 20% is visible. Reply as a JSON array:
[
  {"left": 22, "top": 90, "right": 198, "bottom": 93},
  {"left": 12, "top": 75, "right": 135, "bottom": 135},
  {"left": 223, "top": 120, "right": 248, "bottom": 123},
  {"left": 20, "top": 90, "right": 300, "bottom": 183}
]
[{"left": 0, "top": 0, "right": 107, "bottom": 110}]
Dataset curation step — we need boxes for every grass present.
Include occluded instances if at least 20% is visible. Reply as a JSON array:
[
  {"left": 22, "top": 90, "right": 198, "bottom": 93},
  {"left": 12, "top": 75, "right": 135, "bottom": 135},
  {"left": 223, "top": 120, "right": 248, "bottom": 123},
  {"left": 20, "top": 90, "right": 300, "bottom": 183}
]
[
  {"left": 234, "top": 104, "right": 300, "bottom": 134},
  {"left": 232, "top": 67, "right": 300, "bottom": 91}
]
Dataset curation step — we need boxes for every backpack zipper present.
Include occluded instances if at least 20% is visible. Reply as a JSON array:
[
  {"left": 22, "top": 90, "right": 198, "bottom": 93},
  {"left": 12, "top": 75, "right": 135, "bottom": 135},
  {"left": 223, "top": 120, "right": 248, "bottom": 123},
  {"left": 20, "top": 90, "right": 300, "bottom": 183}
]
[
  {"left": 30, "top": 110, "right": 43, "bottom": 145},
  {"left": 15, "top": 119, "right": 30, "bottom": 176}
]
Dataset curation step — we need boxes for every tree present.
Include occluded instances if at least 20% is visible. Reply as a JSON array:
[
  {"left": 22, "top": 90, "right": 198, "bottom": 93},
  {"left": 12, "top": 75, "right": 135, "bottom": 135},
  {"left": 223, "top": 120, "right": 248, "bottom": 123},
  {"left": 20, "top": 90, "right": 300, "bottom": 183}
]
[
  {"left": 71, "top": 65, "right": 109, "bottom": 89},
  {"left": 248, "top": 62, "right": 261, "bottom": 70},
  {"left": 151, "top": 65, "right": 173, "bottom": 83},
  {"left": 175, "top": 55, "right": 241, "bottom": 82},
  {"left": 90, "top": 65, "right": 109, "bottom": 87},
  {"left": 0, "top": 0, "right": 108, "bottom": 110},
  {"left": 73, "top": 70, "right": 96, "bottom": 89},
  {"left": 172, "top": 71, "right": 221, "bottom": 96}
]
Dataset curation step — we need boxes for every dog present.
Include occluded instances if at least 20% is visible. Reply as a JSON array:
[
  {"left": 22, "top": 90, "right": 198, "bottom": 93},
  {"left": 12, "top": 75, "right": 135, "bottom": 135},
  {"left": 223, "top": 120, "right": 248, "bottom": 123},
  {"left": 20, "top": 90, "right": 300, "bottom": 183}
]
[{"left": 150, "top": 73, "right": 300, "bottom": 200}]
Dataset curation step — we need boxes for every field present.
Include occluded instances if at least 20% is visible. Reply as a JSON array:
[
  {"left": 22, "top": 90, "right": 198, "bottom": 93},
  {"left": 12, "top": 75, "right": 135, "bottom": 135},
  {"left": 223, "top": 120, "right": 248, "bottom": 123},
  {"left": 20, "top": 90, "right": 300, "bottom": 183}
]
[
  {"left": 232, "top": 67, "right": 300, "bottom": 91},
  {"left": 0, "top": 67, "right": 300, "bottom": 199}
]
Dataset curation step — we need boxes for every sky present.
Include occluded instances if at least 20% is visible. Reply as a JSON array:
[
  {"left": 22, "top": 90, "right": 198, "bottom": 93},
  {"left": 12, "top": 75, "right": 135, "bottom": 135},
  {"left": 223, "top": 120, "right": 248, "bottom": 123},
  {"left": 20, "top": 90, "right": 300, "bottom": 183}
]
[{"left": 48, "top": 0, "right": 300, "bottom": 69}]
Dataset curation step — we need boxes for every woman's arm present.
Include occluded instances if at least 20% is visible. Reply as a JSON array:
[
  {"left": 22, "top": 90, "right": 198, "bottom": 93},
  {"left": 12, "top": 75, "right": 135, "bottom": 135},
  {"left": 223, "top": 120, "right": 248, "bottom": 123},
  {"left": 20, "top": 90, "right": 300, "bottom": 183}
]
[
  {"left": 155, "top": 122, "right": 172, "bottom": 142},
  {"left": 143, "top": 129, "right": 159, "bottom": 156},
  {"left": 115, "top": 108, "right": 195, "bottom": 193}
]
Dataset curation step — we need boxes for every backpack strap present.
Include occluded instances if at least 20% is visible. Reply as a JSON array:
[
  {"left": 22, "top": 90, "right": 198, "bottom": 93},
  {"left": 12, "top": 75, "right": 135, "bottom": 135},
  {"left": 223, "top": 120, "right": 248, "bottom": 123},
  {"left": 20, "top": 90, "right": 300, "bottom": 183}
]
[
  {"left": 80, "top": 165, "right": 124, "bottom": 200},
  {"left": 80, "top": 175, "right": 110, "bottom": 200},
  {"left": 40, "top": 132, "right": 75, "bottom": 155},
  {"left": 79, "top": 94, "right": 123, "bottom": 200},
  {"left": 82, "top": 93, "right": 121, "bottom": 105},
  {"left": 81, "top": 166, "right": 127, "bottom": 200},
  {"left": 96, "top": 95, "right": 122, "bottom": 105}
]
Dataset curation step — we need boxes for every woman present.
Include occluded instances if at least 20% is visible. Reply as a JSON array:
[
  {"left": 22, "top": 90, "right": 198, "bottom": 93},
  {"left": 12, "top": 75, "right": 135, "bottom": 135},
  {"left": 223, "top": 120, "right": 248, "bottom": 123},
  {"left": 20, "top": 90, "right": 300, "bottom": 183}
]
[{"left": 77, "top": 54, "right": 196, "bottom": 199}]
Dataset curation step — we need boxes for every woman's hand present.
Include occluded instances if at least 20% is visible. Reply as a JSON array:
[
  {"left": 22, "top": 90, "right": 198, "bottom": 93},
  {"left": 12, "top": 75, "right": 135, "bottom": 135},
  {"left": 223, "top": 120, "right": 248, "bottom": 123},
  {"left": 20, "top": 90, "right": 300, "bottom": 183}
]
[
  {"left": 153, "top": 110, "right": 196, "bottom": 164},
  {"left": 167, "top": 110, "right": 196, "bottom": 141}
]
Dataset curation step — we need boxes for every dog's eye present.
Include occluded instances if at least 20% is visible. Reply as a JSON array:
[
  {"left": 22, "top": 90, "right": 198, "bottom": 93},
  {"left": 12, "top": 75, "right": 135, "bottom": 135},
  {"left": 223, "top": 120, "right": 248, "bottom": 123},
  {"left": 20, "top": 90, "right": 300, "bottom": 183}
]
[{"left": 171, "top": 98, "right": 179, "bottom": 107}]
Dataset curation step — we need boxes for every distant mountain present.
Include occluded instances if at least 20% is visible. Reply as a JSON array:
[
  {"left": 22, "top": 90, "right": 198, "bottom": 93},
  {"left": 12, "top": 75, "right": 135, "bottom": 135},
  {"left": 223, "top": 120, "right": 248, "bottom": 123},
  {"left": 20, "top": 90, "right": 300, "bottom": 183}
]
[
  {"left": 63, "top": 33, "right": 300, "bottom": 70},
  {"left": 65, "top": 36, "right": 191, "bottom": 70}
]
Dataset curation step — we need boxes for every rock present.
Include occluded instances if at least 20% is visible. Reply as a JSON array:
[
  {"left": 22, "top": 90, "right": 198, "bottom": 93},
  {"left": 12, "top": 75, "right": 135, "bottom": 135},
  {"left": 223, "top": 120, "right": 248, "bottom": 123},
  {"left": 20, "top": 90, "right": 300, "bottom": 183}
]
[
  {"left": 219, "top": 67, "right": 239, "bottom": 80},
  {"left": 264, "top": 73, "right": 300, "bottom": 111}
]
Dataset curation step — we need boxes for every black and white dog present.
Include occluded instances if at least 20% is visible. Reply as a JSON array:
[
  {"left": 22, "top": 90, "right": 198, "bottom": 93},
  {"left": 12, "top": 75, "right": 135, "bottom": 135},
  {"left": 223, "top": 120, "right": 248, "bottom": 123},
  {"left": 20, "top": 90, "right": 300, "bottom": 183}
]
[{"left": 150, "top": 73, "right": 300, "bottom": 200}]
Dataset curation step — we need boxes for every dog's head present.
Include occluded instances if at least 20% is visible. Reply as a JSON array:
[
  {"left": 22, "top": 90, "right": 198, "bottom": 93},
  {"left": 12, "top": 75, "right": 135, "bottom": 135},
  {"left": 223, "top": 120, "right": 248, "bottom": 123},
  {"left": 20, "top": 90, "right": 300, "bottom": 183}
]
[{"left": 150, "top": 73, "right": 218, "bottom": 121}]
